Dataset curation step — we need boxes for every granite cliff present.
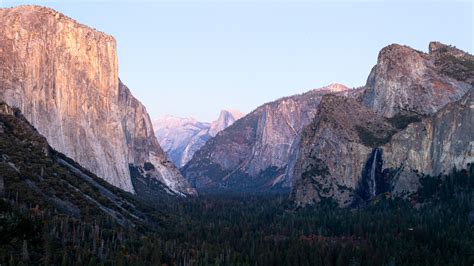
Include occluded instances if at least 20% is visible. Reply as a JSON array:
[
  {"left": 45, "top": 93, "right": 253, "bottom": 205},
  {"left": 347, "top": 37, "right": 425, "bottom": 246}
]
[
  {"left": 0, "top": 6, "right": 195, "bottom": 196},
  {"left": 292, "top": 42, "right": 473, "bottom": 207},
  {"left": 0, "top": 101, "right": 157, "bottom": 228},
  {"left": 382, "top": 87, "right": 473, "bottom": 195},
  {"left": 291, "top": 94, "right": 399, "bottom": 206},
  {"left": 362, "top": 43, "right": 471, "bottom": 117},
  {"left": 182, "top": 84, "right": 349, "bottom": 191}
]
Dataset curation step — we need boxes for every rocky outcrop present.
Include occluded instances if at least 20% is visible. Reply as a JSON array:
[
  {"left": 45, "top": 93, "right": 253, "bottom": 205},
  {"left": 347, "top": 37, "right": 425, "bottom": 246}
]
[
  {"left": 154, "top": 110, "right": 244, "bottom": 167},
  {"left": 382, "top": 88, "right": 473, "bottom": 195},
  {"left": 362, "top": 43, "right": 471, "bottom": 117},
  {"left": 291, "top": 95, "right": 399, "bottom": 206},
  {"left": 119, "top": 81, "right": 196, "bottom": 195},
  {"left": 292, "top": 42, "right": 473, "bottom": 207},
  {"left": 0, "top": 6, "right": 194, "bottom": 195},
  {"left": 182, "top": 84, "right": 350, "bottom": 191}
]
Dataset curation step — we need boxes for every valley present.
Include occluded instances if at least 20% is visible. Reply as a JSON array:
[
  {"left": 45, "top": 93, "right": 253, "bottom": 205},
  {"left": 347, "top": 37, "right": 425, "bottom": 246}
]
[{"left": 0, "top": 4, "right": 472, "bottom": 265}]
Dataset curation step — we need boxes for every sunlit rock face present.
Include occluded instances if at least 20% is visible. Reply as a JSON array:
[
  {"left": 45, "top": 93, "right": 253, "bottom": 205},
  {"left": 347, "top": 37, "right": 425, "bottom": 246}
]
[
  {"left": 292, "top": 42, "right": 473, "bottom": 207},
  {"left": 119, "top": 82, "right": 196, "bottom": 196},
  {"left": 154, "top": 110, "right": 244, "bottom": 168},
  {"left": 362, "top": 43, "right": 471, "bottom": 117},
  {"left": 182, "top": 84, "right": 350, "bottom": 192},
  {"left": 0, "top": 6, "right": 195, "bottom": 195}
]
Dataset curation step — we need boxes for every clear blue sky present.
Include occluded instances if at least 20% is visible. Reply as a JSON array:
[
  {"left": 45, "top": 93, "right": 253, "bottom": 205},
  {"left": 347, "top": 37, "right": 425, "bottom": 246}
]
[{"left": 3, "top": 0, "right": 473, "bottom": 121}]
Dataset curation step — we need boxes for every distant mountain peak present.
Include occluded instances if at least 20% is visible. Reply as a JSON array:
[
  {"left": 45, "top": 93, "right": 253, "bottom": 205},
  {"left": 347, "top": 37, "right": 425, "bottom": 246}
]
[
  {"left": 209, "top": 109, "right": 245, "bottom": 137},
  {"left": 153, "top": 109, "right": 244, "bottom": 167},
  {"left": 154, "top": 115, "right": 206, "bottom": 128},
  {"left": 322, "top": 83, "right": 350, "bottom": 92},
  {"left": 219, "top": 109, "right": 245, "bottom": 118}
]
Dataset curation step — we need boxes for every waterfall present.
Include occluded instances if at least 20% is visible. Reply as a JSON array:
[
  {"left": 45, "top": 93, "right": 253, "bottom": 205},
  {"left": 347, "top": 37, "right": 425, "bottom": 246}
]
[
  {"left": 369, "top": 149, "right": 378, "bottom": 197},
  {"left": 0, "top": 175, "right": 3, "bottom": 197}
]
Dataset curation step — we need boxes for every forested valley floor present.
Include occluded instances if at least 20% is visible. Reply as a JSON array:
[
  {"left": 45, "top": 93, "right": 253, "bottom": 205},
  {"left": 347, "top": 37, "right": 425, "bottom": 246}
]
[{"left": 1, "top": 166, "right": 473, "bottom": 265}]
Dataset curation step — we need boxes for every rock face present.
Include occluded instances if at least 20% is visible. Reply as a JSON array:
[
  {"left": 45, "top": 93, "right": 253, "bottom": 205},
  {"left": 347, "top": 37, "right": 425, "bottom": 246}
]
[
  {"left": 292, "top": 42, "right": 473, "bottom": 207},
  {"left": 182, "top": 84, "right": 350, "bottom": 191},
  {"left": 382, "top": 88, "right": 473, "bottom": 195},
  {"left": 0, "top": 6, "right": 194, "bottom": 195},
  {"left": 362, "top": 43, "right": 471, "bottom": 117},
  {"left": 291, "top": 94, "right": 399, "bottom": 206},
  {"left": 154, "top": 110, "right": 244, "bottom": 167},
  {"left": 119, "top": 81, "right": 196, "bottom": 195}
]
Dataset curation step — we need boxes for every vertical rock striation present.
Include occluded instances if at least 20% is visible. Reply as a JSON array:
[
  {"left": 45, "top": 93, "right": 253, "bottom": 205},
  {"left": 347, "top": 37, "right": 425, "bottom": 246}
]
[
  {"left": 382, "top": 88, "right": 474, "bottom": 195},
  {"left": 291, "top": 94, "right": 397, "bottom": 206},
  {"left": 182, "top": 84, "right": 350, "bottom": 191},
  {"left": 119, "top": 81, "right": 195, "bottom": 195},
  {"left": 292, "top": 42, "right": 473, "bottom": 207},
  {"left": 0, "top": 6, "right": 194, "bottom": 195}
]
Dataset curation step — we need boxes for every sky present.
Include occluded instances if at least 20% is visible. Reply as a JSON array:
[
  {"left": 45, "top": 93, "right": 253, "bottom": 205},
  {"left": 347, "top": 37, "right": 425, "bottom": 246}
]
[{"left": 2, "top": 0, "right": 473, "bottom": 122}]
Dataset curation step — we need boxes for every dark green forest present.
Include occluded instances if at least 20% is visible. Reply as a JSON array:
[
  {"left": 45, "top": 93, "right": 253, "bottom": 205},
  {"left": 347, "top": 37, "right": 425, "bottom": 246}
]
[
  {"left": 1, "top": 167, "right": 473, "bottom": 265},
  {"left": 0, "top": 103, "right": 473, "bottom": 265}
]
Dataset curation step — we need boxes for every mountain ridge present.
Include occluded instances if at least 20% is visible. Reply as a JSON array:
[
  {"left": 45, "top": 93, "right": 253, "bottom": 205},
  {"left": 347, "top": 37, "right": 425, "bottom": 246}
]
[{"left": 182, "top": 83, "right": 351, "bottom": 192}]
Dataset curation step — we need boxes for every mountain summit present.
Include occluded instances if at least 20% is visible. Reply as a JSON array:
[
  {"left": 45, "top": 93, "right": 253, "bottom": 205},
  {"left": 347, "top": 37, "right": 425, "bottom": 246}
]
[
  {"left": 154, "top": 109, "right": 244, "bottom": 167},
  {"left": 208, "top": 110, "right": 245, "bottom": 137}
]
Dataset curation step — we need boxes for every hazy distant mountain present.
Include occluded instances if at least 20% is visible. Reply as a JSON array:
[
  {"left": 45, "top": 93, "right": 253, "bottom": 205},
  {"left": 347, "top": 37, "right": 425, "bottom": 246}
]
[
  {"left": 154, "top": 110, "right": 244, "bottom": 167},
  {"left": 208, "top": 110, "right": 245, "bottom": 137}
]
